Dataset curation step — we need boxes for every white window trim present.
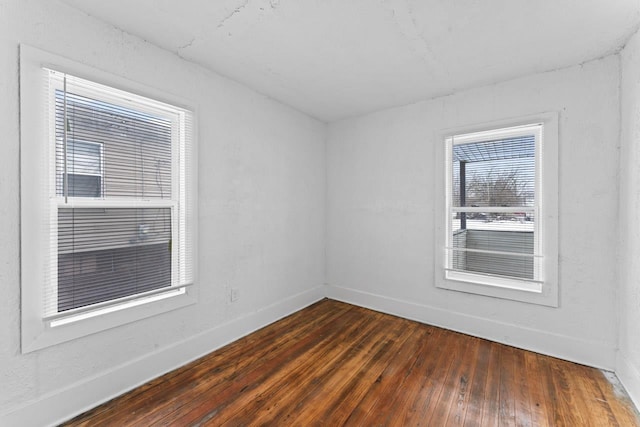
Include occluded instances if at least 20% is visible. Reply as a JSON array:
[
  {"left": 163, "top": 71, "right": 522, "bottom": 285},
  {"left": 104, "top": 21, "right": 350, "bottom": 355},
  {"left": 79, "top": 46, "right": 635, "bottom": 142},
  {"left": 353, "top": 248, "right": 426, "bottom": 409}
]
[
  {"left": 445, "top": 124, "right": 542, "bottom": 291},
  {"left": 434, "top": 113, "right": 559, "bottom": 307},
  {"left": 20, "top": 45, "right": 198, "bottom": 353}
]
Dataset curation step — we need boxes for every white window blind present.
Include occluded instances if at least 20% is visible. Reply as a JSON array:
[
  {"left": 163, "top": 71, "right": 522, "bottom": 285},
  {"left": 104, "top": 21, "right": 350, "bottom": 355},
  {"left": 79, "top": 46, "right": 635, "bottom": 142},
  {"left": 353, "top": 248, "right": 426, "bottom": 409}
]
[
  {"left": 44, "top": 70, "right": 194, "bottom": 320},
  {"left": 445, "top": 124, "right": 542, "bottom": 292}
]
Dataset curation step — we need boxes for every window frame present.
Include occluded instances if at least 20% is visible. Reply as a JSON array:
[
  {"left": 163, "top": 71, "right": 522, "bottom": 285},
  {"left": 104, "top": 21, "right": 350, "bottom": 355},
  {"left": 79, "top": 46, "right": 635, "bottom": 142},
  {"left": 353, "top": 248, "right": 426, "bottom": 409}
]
[
  {"left": 20, "top": 45, "right": 198, "bottom": 352},
  {"left": 434, "top": 113, "right": 558, "bottom": 307}
]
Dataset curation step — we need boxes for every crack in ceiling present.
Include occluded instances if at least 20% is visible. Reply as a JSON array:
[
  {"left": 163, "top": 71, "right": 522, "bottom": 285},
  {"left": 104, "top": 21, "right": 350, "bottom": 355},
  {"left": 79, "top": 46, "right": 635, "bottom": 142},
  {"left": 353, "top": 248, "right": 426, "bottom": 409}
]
[
  {"left": 217, "top": 0, "right": 250, "bottom": 29},
  {"left": 57, "top": 0, "right": 640, "bottom": 122},
  {"left": 381, "top": 0, "right": 447, "bottom": 82}
]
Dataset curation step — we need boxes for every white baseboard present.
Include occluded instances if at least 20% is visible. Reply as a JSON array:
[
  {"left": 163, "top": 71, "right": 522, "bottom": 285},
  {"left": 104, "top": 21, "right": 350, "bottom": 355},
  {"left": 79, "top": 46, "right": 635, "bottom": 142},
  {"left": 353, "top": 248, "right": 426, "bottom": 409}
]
[
  {"left": 1, "top": 286, "right": 325, "bottom": 427},
  {"left": 617, "top": 352, "right": 640, "bottom": 410},
  {"left": 326, "top": 284, "right": 615, "bottom": 370}
]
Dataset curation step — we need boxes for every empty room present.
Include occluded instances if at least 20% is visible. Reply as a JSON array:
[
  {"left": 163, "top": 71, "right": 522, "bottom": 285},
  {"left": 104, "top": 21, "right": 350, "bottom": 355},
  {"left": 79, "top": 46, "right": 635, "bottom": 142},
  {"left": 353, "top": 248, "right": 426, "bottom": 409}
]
[{"left": 3, "top": 0, "right": 640, "bottom": 425}]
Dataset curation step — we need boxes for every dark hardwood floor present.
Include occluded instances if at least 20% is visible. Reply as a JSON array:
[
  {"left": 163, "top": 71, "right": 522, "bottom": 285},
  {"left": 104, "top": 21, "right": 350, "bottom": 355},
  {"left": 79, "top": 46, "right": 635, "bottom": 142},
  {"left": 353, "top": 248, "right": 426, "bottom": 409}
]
[{"left": 62, "top": 299, "right": 640, "bottom": 426}]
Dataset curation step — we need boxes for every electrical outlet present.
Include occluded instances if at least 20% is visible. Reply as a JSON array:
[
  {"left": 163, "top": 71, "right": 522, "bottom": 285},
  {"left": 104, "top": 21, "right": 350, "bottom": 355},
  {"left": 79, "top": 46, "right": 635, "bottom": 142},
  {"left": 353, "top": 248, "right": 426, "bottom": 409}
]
[{"left": 230, "top": 288, "right": 239, "bottom": 302}]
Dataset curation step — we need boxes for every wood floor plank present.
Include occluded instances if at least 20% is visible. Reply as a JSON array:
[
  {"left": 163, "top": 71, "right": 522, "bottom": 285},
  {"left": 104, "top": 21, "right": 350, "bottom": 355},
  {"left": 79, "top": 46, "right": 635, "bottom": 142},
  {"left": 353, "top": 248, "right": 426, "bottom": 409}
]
[
  {"left": 444, "top": 336, "right": 480, "bottom": 426},
  {"left": 537, "top": 351, "right": 565, "bottom": 426},
  {"left": 522, "top": 351, "right": 553, "bottom": 427},
  {"left": 427, "top": 331, "right": 476, "bottom": 426},
  {"left": 550, "top": 357, "right": 588, "bottom": 426},
  {"left": 512, "top": 347, "right": 533, "bottom": 427},
  {"left": 479, "top": 342, "right": 502, "bottom": 427},
  {"left": 462, "top": 338, "right": 493, "bottom": 427},
  {"left": 497, "top": 344, "right": 518, "bottom": 426},
  {"left": 62, "top": 299, "right": 640, "bottom": 427}
]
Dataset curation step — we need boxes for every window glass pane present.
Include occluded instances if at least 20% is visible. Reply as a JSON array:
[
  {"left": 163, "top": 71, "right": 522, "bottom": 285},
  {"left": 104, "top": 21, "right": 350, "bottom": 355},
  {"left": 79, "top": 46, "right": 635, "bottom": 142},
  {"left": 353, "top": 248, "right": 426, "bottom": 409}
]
[
  {"left": 66, "top": 174, "right": 101, "bottom": 197},
  {"left": 450, "top": 212, "right": 535, "bottom": 280},
  {"left": 44, "top": 69, "right": 193, "bottom": 321},
  {"left": 55, "top": 89, "right": 173, "bottom": 199},
  {"left": 68, "top": 140, "right": 101, "bottom": 175},
  {"left": 56, "top": 140, "right": 103, "bottom": 197},
  {"left": 451, "top": 211, "right": 535, "bottom": 232},
  {"left": 57, "top": 207, "right": 172, "bottom": 311},
  {"left": 448, "top": 129, "right": 538, "bottom": 282},
  {"left": 449, "top": 245, "right": 534, "bottom": 279},
  {"left": 452, "top": 135, "right": 535, "bottom": 208}
]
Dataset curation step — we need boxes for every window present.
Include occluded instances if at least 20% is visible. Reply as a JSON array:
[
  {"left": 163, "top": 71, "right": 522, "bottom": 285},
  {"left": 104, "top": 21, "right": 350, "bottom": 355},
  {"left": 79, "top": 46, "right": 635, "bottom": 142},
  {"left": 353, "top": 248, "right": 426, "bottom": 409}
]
[
  {"left": 20, "top": 46, "right": 197, "bottom": 351},
  {"left": 62, "top": 140, "right": 103, "bottom": 197},
  {"left": 435, "top": 115, "right": 558, "bottom": 306}
]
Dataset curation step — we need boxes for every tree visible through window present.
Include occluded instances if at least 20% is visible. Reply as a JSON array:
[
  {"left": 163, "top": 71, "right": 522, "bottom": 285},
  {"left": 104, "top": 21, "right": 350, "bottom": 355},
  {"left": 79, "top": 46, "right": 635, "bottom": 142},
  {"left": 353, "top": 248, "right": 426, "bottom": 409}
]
[{"left": 446, "top": 125, "right": 541, "bottom": 289}]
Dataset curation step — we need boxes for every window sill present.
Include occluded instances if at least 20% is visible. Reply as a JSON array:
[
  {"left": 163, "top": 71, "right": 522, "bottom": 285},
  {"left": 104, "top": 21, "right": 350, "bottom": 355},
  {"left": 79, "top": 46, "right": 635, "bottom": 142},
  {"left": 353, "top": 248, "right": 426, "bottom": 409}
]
[
  {"left": 436, "top": 270, "right": 557, "bottom": 307},
  {"left": 22, "top": 288, "right": 196, "bottom": 353}
]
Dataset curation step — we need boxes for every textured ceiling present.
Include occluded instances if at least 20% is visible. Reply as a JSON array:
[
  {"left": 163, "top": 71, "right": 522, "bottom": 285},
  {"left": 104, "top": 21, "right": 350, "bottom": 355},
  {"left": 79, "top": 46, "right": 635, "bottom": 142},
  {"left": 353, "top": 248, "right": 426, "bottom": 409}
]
[{"left": 60, "top": 0, "right": 640, "bottom": 122}]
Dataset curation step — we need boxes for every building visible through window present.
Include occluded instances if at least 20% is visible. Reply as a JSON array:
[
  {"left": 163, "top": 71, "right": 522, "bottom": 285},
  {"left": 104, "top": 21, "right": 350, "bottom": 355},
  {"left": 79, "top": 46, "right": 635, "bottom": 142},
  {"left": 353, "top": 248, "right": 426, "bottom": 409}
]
[
  {"left": 61, "top": 140, "right": 103, "bottom": 197},
  {"left": 48, "top": 70, "right": 190, "bottom": 314}
]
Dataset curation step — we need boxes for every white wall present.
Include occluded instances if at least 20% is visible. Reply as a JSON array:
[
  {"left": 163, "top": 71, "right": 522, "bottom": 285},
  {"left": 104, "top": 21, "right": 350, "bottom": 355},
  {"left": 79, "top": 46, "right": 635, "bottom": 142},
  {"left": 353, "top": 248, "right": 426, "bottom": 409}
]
[
  {"left": 2, "top": 0, "right": 636, "bottom": 423},
  {"left": 619, "top": 28, "right": 640, "bottom": 409},
  {"left": 0, "top": 0, "right": 325, "bottom": 425},
  {"left": 327, "top": 55, "right": 621, "bottom": 370}
]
